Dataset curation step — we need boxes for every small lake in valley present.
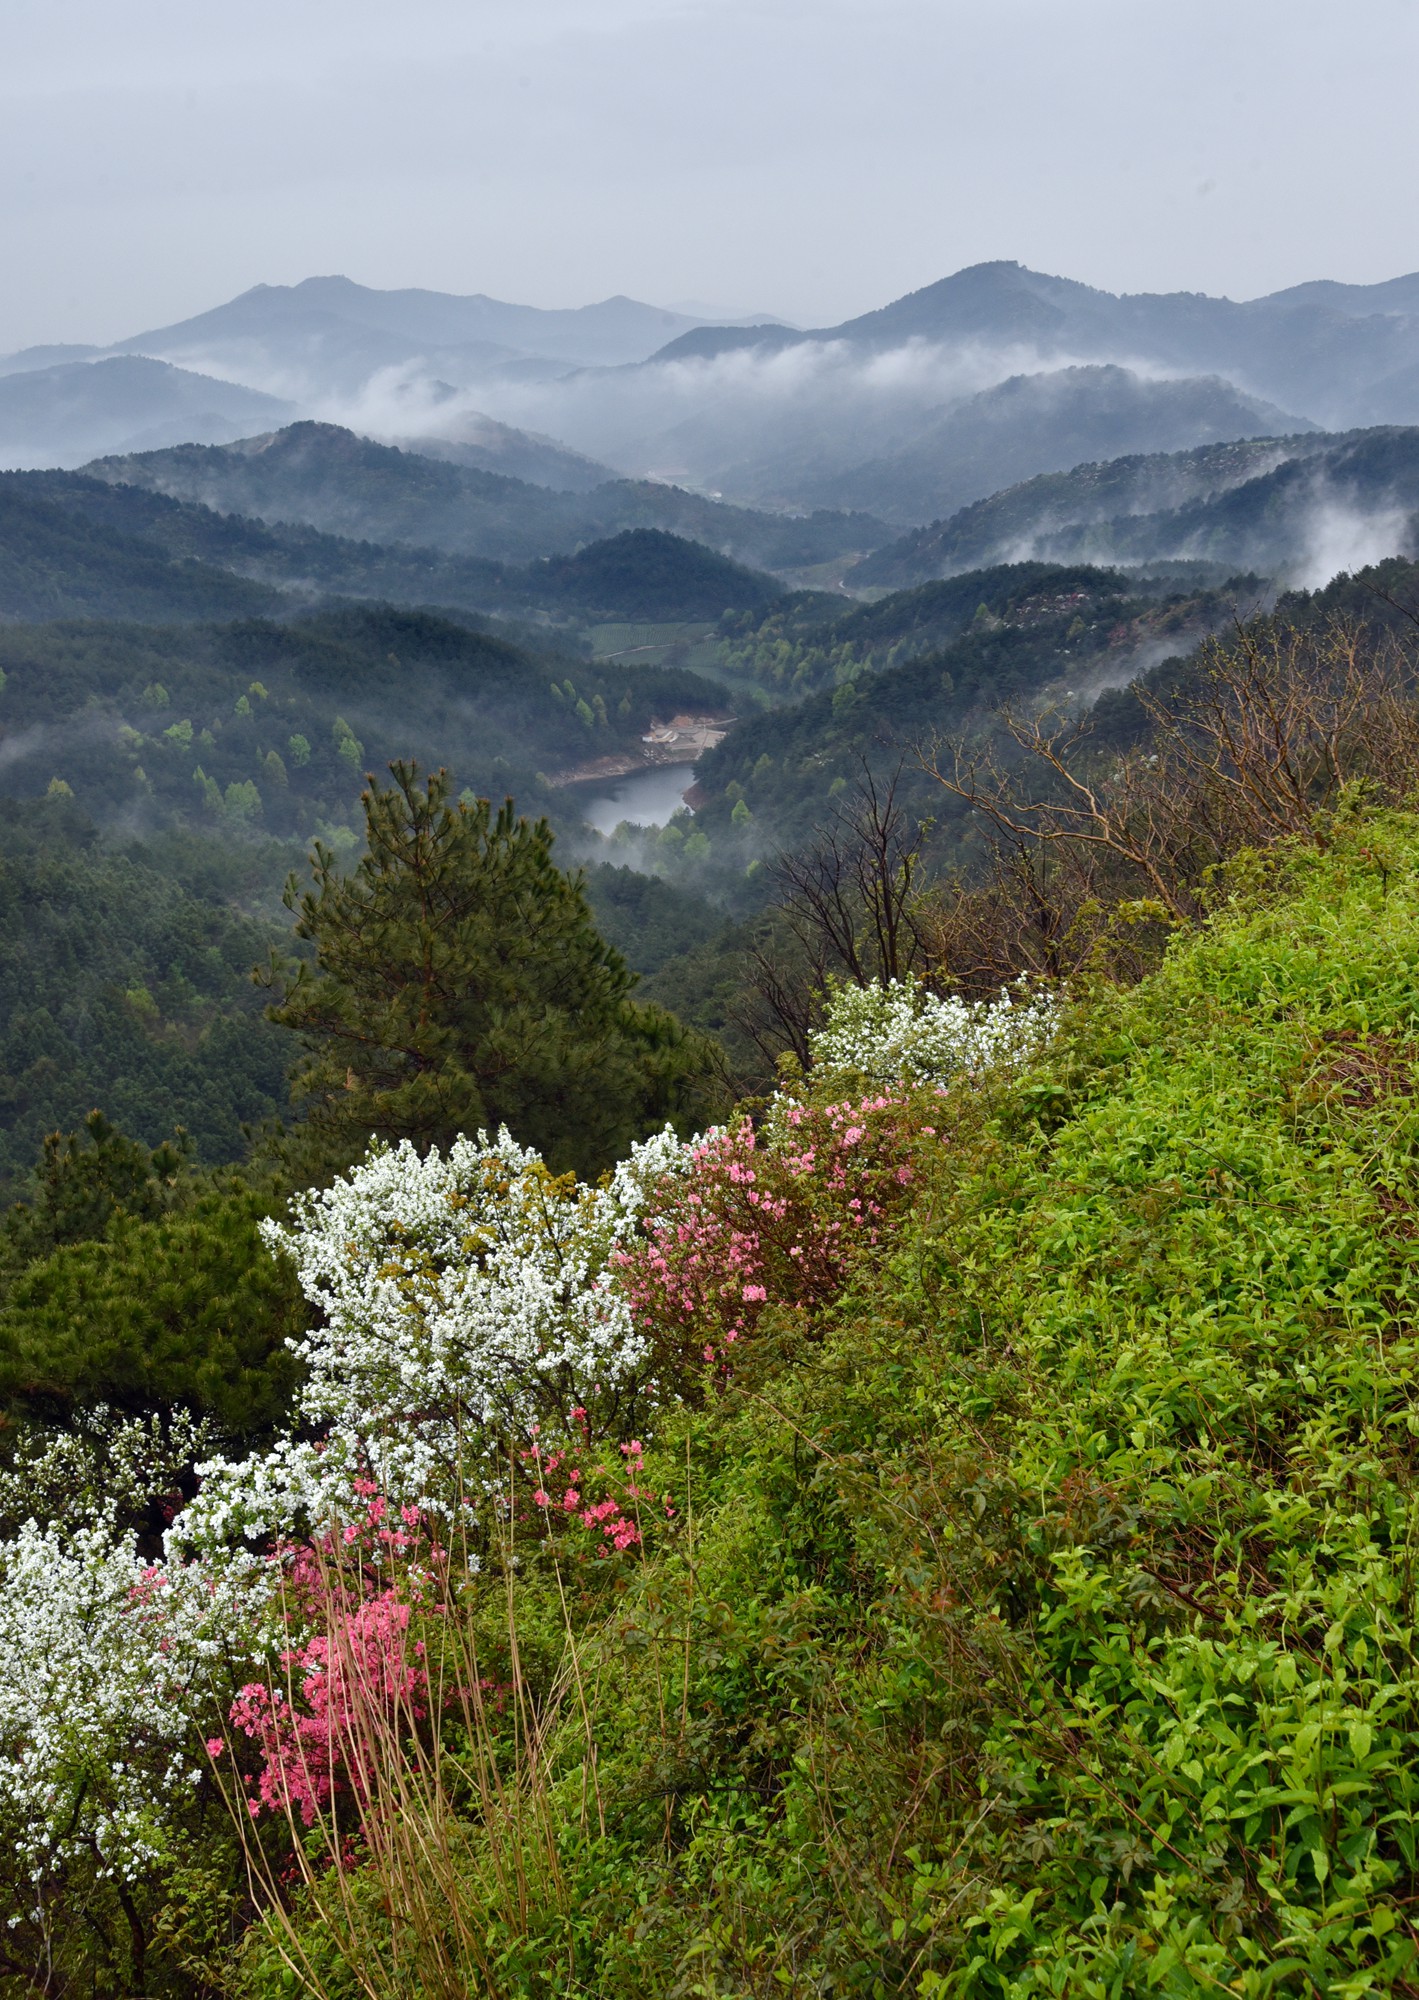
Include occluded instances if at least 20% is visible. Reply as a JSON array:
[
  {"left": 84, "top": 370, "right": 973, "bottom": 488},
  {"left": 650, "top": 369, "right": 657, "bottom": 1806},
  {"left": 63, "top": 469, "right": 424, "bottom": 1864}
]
[{"left": 579, "top": 763, "right": 698, "bottom": 836}]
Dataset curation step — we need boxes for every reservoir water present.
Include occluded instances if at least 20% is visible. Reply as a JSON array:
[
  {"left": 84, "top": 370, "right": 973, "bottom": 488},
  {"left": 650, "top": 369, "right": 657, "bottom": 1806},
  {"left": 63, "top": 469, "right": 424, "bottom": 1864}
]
[{"left": 580, "top": 763, "right": 697, "bottom": 837}]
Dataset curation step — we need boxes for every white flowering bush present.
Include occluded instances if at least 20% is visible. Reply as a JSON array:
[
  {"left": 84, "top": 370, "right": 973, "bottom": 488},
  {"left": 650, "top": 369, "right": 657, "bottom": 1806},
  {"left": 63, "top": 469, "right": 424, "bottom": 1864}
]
[
  {"left": 181, "top": 1126, "right": 688, "bottom": 1544},
  {"left": 0, "top": 1516, "right": 255, "bottom": 1919},
  {"left": 808, "top": 975, "right": 1057, "bottom": 1091},
  {"left": 0, "top": 1406, "right": 220, "bottom": 1541}
]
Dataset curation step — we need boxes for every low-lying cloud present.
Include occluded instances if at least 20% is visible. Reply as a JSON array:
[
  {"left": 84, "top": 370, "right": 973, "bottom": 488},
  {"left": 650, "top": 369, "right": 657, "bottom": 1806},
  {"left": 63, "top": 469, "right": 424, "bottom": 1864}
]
[{"left": 1294, "top": 502, "right": 1417, "bottom": 590}]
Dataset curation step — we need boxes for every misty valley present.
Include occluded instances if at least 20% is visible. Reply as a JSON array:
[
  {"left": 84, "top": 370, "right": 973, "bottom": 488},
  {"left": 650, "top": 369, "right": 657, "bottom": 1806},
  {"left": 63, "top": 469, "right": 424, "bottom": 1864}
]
[{"left": 8, "top": 257, "right": 1419, "bottom": 1998}]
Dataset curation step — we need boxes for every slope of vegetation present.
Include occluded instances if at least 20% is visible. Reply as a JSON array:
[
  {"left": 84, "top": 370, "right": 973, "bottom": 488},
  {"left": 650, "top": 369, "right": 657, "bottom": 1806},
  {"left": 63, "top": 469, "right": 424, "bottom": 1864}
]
[
  {"left": 716, "top": 561, "right": 1194, "bottom": 698},
  {"left": 0, "top": 602, "right": 731, "bottom": 1181},
  {"left": 9, "top": 807, "right": 1419, "bottom": 1995},
  {"left": 200, "top": 815, "right": 1419, "bottom": 1997}
]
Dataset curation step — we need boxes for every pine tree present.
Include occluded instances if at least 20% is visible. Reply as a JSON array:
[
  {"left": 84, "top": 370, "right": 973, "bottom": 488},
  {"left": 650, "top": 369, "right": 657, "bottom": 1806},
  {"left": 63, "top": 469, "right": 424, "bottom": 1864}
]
[
  {"left": 264, "top": 764, "right": 717, "bottom": 1174},
  {"left": 0, "top": 1184, "right": 304, "bottom": 1436},
  {"left": 0, "top": 1110, "right": 188, "bottom": 1269}
]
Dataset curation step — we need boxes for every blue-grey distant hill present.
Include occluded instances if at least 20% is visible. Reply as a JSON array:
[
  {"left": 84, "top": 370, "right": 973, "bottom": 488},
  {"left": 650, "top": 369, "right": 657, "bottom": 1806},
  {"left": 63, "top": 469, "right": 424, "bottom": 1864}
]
[
  {"left": 0, "top": 356, "right": 295, "bottom": 469},
  {"left": 96, "top": 276, "right": 784, "bottom": 398},
  {"left": 620, "top": 262, "right": 1419, "bottom": 519},
  {"left": 851, "top": 427, "right": 1419, "bottom": 587},
  {"left": 789, "top": 365, "right": 1310, "bottom": 523},
  {"left": 649, "top": 260, "right": 1419, "bottom": 431}
]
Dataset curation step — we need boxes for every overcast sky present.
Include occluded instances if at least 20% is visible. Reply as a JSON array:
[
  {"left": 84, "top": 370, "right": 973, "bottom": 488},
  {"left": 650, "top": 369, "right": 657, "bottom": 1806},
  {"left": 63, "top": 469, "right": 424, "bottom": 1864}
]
[{"left": 3, "top": 0, "right": 1418, "bottom": 353}]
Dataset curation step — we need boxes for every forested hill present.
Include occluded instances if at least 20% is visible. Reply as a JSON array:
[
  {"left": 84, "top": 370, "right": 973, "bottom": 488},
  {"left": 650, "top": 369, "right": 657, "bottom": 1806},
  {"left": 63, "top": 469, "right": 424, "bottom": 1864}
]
[
  {"left": 690, "top": 561, "right": 1258, "bottom": 854},
  {"left": 854, "top": 425, "right": 1419, "bottom": 585},
  {"left": 86, "top": 422, "right": 889, "bottom": 572},
  {"left": 0, "top": 471, "right": 786, "bottom": 626},
  {"left": 0, "top": 602, "right": 727, "bottom": 841},
  {"left": 0, "top": 477, "right": 286, "bottom": 622}
]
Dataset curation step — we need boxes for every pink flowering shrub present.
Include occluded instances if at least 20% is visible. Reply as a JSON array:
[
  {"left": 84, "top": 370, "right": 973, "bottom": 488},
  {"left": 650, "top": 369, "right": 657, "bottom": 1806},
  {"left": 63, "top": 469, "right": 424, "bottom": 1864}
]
[
  {"left": 522, "top": 1413, "right": 677, "bottom": 1559},
  {"left": 613, "top": 1094, "right": 925, "bottom": 1371},
  {"left": 227, "top": 1488, "right": 433, "bottom": 1831}
]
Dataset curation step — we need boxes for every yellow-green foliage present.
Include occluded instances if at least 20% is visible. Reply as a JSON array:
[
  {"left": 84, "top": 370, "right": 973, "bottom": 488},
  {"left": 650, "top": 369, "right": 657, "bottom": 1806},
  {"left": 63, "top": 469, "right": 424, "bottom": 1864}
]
[{"left": 239, "top": 815, "right": 1419, "bottom": 1997}]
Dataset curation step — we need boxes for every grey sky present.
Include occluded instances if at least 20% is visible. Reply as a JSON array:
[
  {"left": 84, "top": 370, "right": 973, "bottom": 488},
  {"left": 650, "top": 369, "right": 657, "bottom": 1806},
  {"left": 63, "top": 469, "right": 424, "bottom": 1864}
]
[{"left": 3, "top": 0, "right": 1417, "bottom": 354}]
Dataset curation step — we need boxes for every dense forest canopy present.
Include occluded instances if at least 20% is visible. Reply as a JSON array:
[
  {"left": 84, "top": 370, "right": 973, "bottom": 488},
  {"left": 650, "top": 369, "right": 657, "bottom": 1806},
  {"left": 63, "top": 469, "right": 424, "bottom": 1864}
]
[
  {"left": 0, "top": 602, "right": 726, "bottom": 842},
  {"left": 0, "top": 467, "right": 802, "bottom": 628},
  {"left": 0, "top": 799, "right": 286, "bottom": 1187}
]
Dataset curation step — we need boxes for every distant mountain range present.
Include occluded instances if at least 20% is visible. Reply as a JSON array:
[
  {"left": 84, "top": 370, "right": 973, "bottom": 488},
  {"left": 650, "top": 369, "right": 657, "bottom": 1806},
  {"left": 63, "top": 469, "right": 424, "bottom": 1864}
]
[
  {"left": 648, "top": 261, "right": 1419, "bottom": 428},
  {"left": 105, "top": 277, "right": 787, "bottom": 385},
  {"left": 8, "top": 262, "right": 1419, "bottom": 566},
  {"left": 501, "top": 261, "right": 1419, "bottom": 516},
  {"left": 0, "top": 278, "right": 786, "bottom": 480}
]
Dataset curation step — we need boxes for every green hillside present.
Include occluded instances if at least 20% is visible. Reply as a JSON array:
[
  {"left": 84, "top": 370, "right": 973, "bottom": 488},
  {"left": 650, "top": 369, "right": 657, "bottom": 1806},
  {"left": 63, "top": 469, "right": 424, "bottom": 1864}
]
[
  {"left": 718, "top": 561, "right": 1174, "bottom": 698},
  {"left": 532, "top": 527, "right": 783, "bottom": 619},
  {"left": 471, "top": 812, "right": 1419, "bottom": 1994},
  {"left": 0, "top": 479, "right": 284, "bottom": 622},
  {"left": 691, "top": 562, "right": 1252, "bottom": 855},
  {"left": 0, "top": 468, "right": 516, "bottom": 621},
  {"left": 0, "top": 472, "right": 791, "bottom": 628},
  {"left": 12, "top": 804, "right": 1419, "bottom": 1993}
]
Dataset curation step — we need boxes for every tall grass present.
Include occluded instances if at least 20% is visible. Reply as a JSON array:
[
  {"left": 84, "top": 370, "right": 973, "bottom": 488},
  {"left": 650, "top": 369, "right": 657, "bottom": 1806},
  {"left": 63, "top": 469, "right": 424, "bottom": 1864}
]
[{"left": 218, "top": 1459, "right": 622, "bottom": 2000}]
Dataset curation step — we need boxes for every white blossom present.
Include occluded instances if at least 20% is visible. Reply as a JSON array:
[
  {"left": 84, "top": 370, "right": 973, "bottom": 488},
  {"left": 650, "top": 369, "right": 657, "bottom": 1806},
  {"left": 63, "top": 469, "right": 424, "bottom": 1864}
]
[
  {"left": 180, "top": 1126, "right": 683, "bottom": 1543},
  {"left": 808, "top": 975, "right": 1057, "bottom": 1091},
  {"left": 0, "top": 1517, "right": 256, "bottom": 1911}
]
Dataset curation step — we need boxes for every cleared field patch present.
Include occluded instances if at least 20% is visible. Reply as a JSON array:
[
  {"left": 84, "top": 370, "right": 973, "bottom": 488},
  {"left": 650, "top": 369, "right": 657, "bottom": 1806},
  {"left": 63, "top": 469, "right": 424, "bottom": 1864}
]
[{"left": 590, "top": 621, "right": 716, "bottom": 665}]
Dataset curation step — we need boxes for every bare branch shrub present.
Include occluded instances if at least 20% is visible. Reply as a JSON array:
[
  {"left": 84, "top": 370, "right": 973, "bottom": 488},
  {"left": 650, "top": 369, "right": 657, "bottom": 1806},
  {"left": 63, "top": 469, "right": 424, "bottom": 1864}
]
[
  {"left": 735, "top": 763, "right": 932, "bottom": 1069},
  {"left": 918, "top": 615, "right": 1419, "bottom": 995}
]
